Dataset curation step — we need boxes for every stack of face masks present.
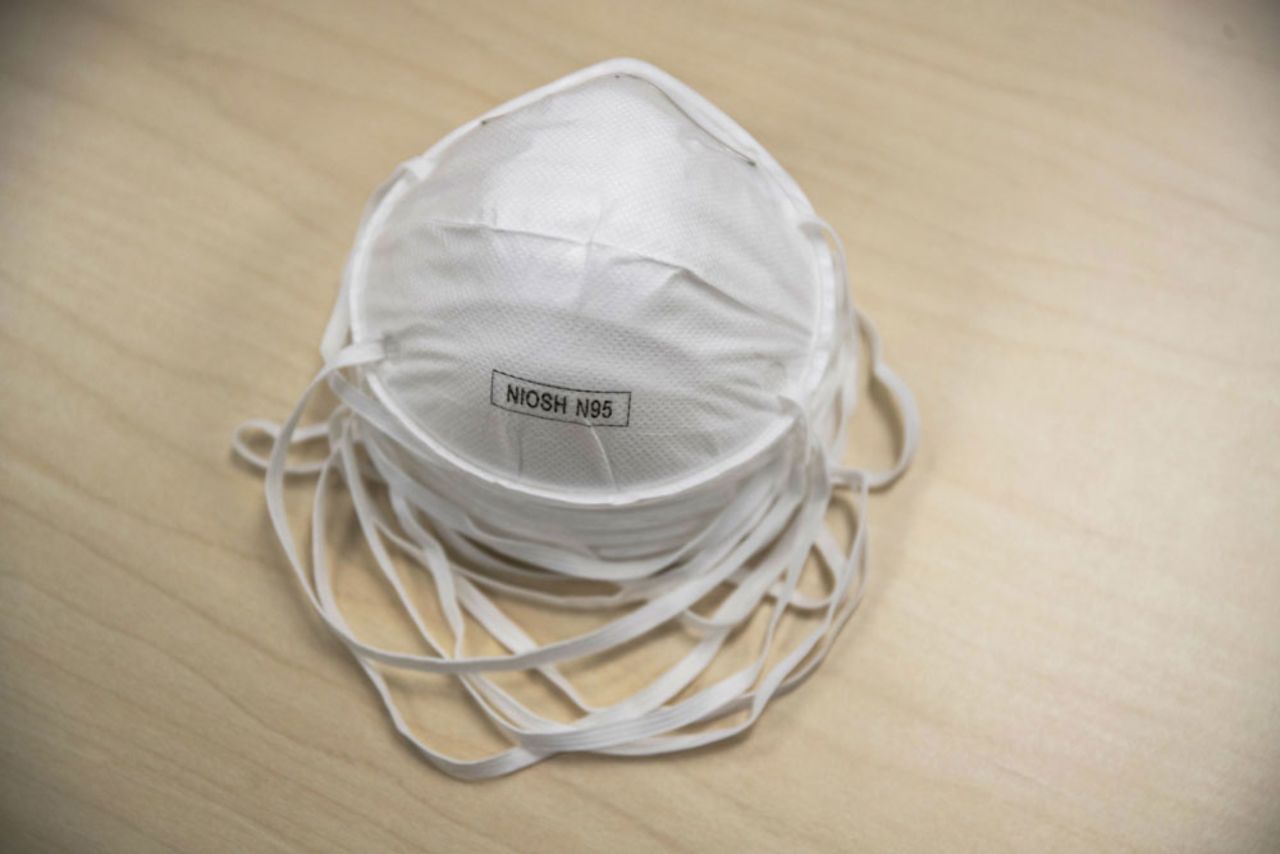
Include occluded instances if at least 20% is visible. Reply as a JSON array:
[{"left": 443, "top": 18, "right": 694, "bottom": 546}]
[{"left": 233, "top": 58, "right": 919, "bottom": 779}]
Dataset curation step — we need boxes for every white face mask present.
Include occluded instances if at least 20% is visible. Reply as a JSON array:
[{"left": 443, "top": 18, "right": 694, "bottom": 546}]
[{"left": 234, "top": 58, "right": 919, "bottom": 779}]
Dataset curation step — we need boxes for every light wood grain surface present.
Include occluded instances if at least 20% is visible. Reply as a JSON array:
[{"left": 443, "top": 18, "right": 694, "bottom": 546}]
[{"left": 2, "top": 1, "right": 1279, "bottom": 851}]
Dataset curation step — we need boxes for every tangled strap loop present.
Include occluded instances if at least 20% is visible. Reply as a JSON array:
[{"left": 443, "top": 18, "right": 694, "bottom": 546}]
[{"left": 234, "top": 306, "right": 917, "bottom": 780}]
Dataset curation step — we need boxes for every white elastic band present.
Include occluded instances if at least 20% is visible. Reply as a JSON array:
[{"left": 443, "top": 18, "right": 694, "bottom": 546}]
[{"left": 234, "top": 296, "right": 915, "bottom": 779}]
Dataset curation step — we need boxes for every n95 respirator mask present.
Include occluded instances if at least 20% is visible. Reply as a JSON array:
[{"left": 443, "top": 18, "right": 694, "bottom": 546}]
[{"left": 234, "top": 58, "right": 919, "bottom": 780}]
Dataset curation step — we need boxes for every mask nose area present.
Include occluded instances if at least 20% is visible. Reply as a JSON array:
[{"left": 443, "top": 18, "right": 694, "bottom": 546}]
[{"left": 354, "top": 72, "right": 821, "bottom": 498}]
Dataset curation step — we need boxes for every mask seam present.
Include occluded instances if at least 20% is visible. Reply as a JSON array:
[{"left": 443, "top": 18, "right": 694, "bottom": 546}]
[{"left": 378, "top": 214, "right": 816, "bottom": 343}]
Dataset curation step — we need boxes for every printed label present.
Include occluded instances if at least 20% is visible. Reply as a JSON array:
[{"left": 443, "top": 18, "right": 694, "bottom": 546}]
[{"left": 490, "top": 370, "right": 630, "bottom": 427}]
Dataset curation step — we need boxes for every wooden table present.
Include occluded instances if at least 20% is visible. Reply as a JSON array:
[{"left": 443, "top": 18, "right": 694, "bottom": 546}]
[{"left": 3, "top": 2, "right": 1278, "bottom": 851}]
